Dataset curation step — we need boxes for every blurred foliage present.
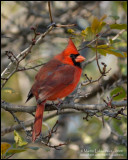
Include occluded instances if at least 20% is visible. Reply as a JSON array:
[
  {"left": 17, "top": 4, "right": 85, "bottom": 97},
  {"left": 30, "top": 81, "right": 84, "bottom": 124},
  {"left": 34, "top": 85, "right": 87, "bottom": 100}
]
[
  {"left": 1, "top": 1, "right": 127, "bottom": 159},
  {"left": 1, "top": 73, "right": 22, "bottom": 103},
  {"left": 110, "top": 87, "right": 126, "bottom": 101},
  {"left": 1, "top": 130, "right": 39, "bottom": 159},
  {"left": 69, "top": 14, "right": 127, "bottom": 58},
  {"left": 110, "top": 24, "right": 127, "bottom": 30}
]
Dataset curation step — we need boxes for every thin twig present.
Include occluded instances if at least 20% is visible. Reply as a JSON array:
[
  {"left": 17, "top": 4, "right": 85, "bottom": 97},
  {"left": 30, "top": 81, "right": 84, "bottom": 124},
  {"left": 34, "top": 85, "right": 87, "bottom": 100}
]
[
  {"left": 56, "top": 24, "right": 76, "bottom": 27},
  {"left": 17, "top": 63, "right": 46, "bottom": 72},
  {"left": 48, "top": 1, "right": 53, "bottom": 23},
  {"left": 95, "top": 36, "right": 103, "bottom": 74}
]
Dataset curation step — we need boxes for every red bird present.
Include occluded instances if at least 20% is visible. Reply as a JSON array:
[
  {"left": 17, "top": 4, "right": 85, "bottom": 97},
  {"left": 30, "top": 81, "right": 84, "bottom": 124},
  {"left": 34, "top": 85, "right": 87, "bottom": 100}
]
[{"left": 26, "top": 39, "right": 85, "bottom": 142}]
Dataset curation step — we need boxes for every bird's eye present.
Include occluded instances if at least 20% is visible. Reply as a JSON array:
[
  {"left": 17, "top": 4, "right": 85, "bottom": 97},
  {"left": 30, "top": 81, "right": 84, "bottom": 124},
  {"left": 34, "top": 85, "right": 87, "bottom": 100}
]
[
  {"left": 70, "top": 54, "right": 80, "bottom": 58},
  {"left": 70, "top": 54, "right": 74, "bottom": 58}
]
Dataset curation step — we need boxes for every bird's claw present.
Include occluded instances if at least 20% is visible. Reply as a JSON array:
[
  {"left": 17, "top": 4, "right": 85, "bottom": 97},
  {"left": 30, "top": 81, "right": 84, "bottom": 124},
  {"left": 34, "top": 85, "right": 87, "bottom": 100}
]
[{"left": 52, "top": 99, "right": 63, "bottom": 114}]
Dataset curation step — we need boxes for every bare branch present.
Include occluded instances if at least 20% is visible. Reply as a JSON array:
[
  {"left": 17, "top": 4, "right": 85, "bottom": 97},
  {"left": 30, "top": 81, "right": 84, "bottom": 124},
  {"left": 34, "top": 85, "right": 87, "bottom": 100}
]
[
  {"left": 1, "top": 100, "right": 127, "bottom": 113},
  {"left": 48, "top": 1, "right": 53, "bottom": 23},
  {"left": 1, "top": 109, "right": 81, "bottom": 136}
]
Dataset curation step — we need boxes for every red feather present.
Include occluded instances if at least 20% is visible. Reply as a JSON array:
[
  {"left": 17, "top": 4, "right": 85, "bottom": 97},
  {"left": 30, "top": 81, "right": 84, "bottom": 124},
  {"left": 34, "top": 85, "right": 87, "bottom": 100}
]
[
  {"left": 32, "top": 101, "right": 46, "bottom": 142},
  {"left": 26, "top": 39, "right": 85, "bottom": 142}
]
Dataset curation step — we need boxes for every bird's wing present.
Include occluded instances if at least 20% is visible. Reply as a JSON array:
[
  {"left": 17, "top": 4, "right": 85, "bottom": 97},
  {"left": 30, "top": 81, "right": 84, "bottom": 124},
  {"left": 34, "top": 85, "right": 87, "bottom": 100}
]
[
  {"left": 32, "top": 64, "right": 76, "bottom": 103},
  {"left": 35, "top": 59, "right": 63, "bottom": 81},
  {"left": 26, "top": 59, "right": 63, "bottom": 102}
]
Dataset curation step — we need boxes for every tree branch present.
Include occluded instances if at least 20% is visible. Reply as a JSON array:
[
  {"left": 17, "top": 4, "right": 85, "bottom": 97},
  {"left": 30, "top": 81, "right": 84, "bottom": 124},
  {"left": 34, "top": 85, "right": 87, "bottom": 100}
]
[
  {"left": 1, "top": 100, "right": 127, "bottom": 113},
  {"left": 1, "top": 109, "right": 81, "bottom": 136},
  {"left": 1, "top": 1, "right": 76, "bottom": 89}
]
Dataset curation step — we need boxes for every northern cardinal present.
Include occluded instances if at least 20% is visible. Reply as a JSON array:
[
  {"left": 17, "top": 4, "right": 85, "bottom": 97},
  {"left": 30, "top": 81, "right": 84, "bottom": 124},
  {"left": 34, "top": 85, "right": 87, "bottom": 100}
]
[{"left": 26, "top": 39, "right": 85, "bottom": 142}]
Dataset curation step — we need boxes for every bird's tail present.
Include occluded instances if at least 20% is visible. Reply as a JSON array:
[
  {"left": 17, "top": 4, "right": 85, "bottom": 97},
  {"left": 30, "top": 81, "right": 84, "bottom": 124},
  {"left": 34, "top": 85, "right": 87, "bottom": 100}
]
[{"left": 32, "top": 101, "right": 46, "bottom": 142}]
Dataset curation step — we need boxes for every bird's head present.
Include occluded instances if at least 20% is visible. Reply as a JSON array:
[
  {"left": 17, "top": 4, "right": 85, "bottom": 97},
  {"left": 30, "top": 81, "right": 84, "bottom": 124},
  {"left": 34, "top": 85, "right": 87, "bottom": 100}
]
[{"left": 55, "top": 39, "right": 85, "bottom": 68}]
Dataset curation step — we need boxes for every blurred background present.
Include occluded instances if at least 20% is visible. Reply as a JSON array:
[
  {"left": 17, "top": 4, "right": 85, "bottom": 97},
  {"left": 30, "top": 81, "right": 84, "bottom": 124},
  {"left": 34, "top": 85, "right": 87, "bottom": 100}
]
[{"left": 1, "top": 1, "right": 127, "bottom": 159}]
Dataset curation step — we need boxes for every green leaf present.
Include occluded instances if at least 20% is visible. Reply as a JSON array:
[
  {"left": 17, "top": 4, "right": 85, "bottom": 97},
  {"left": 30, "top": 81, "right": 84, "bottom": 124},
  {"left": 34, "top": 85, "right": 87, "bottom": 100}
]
[
  {"left": 14, "top": 130, "right": 28, "bottom": 147},
  {"left": 67, "top": 29, "right": 75, "bottom": 34},
  {"left": 97, "top": 49, "right": 107, "bottom": 56},
  {"left": 97, "top": 44, "right": 109, "bottom": 49},
  {"left": 108, "top": 49, "right": 127, "bottom": 57},
  {"left": 91, "top": 17, "right": 100, "bottom": 34},
  {"left": 67, "top": 29, "right": 78, "bottom": 35},
  {"left": 1, "top": 142, "right": 11, "bottom": 156},
  {"left": 113, "top": 50, "right": 126, "bottom": 57},
  {"left": 92, "top": 45, "right": 127, "bottom": 57},
  {"left": 110, "top": 87, "right": 126, "bottom": 100},
  {"left": 7, "top": 148, "right": 26, "bottom": 154},
  {"left": 90, "top": 45, "right": 108, "bottom": 56},
  {"left": 81, "top": 15, "right": 107, "bottom": 40},
  {"left": 2, "top": 87, "right": 15, "bottom": 94},
  {"left": 98, "top": 21, "right": 106, "bottom": 33},
  {"left": 81, "top": 27, "right": 95, "bottom": 41},
  {"left": 110, "top": 24, "right": 127, "bottom": 30},
  {"left": 91, "top": 15, "right": 106, "bottom": 34}
]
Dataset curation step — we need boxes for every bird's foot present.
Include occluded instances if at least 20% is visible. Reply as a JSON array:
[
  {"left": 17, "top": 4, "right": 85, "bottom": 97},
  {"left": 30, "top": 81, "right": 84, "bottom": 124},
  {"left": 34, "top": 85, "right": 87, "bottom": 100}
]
[{"left": 52, "top": 98, "right": 63, "bottom": 114}]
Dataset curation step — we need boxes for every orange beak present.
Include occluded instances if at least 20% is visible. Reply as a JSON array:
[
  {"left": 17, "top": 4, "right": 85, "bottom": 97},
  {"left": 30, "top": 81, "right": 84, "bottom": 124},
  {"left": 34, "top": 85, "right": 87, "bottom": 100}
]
[{"left": 75, "top": 55, "right": 85, "bottom": 62}]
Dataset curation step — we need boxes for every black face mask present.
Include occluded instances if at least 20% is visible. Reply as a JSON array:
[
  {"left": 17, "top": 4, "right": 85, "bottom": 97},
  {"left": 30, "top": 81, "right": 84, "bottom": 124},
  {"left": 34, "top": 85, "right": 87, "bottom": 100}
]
[{"left": 70, "top": 54, "right": 81, "bottom": 68}]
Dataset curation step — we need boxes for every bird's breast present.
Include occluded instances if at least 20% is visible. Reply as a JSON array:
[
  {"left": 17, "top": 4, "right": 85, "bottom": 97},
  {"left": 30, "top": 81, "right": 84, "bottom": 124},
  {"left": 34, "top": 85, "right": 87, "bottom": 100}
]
[{"left": 48, "top": 66, "right": 82, "bottom": 100}]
